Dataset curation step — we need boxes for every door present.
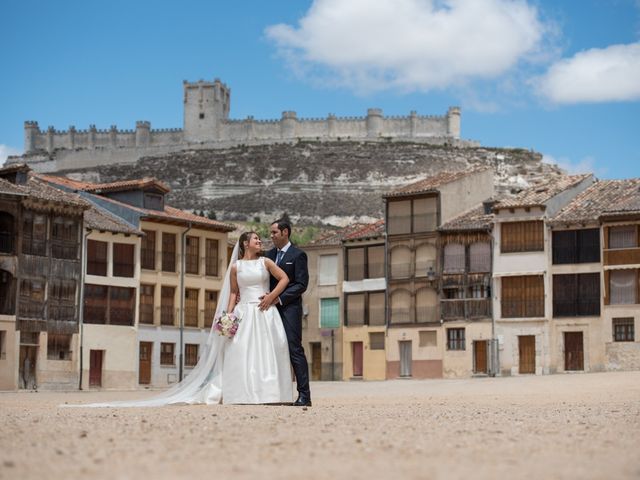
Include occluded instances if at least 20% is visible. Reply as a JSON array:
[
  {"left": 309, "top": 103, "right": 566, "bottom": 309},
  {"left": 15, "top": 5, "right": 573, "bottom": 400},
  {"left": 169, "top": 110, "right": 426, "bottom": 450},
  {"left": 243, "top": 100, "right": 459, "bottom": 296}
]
[
  {"left": 564, "top": 332, "right": 584, "bottom": 371},
  {"left": 518, "top": 335, "right": 536, "bottom": 374},
  {"left": 399, "top": 340, "right": 412, "bottom": 377},
  {"left": 311, "top": 343, "right": 322, "bottom": 381},
  {"left": 139, "top": 342, "right": 152, "bottom": 385},
  {"left": 352, "top": 342, "right": 363, "bottom": 377},
  {"left": 89, "top": 350, "right": 103, "bottom": 387},
  {"left": 474, "top": 340, "right": 488, "bottom": 374},
  {"left": 19, "top": 346, "right": 38, "bottom": 389}
]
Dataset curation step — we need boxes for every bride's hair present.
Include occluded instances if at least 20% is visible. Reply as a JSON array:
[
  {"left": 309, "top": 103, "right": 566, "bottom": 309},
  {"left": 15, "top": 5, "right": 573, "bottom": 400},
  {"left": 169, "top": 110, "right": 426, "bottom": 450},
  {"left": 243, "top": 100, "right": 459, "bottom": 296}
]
[{"left": 238, "top": 231, "right": 259, "bottom": 259}]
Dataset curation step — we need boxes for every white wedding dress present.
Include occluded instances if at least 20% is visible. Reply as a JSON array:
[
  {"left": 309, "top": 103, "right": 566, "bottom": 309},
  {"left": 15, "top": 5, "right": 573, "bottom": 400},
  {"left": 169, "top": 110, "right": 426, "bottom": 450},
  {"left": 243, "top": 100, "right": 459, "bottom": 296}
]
[
  {"left": 63, "top": 245, "right": 292, "bottom": 408},
  {"left": 223, "top": 258, "right": 293, "bottom": 404}
]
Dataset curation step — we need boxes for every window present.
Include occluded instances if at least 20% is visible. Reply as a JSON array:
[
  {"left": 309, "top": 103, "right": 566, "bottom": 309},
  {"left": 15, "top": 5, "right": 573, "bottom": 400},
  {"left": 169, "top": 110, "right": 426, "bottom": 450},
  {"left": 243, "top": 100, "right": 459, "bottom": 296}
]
[
  {"left": 345, "top": 292, "right": 385, "bottom": 326},
  {"left": 161, "top": 286, "right": 175, "bottom": 325},
  {"left": 346, "top": 248, "right": 365, "bottom": 281},
  {"left": 18, "top": 278, "right": 45, "bottom": 318},
  {"left": 51, "top": 216, "right": 78, "bottom": 259},
  {"left": 447, "top": 328, "right": 465, "bottom": 350},
  {"left": 204, "top": 290, "right": 218, "bottom": 328},
  {"left": 185, "top": 288, "right": 199, "bottom": 327},
  {"left": 185, "top": 343, "right": 199, "bottom": 367},
  {"left": 412, "top": 197, "right": 438, "bottom": 233},
  {"left": 368, "top": 245, "right": 385, "bottom": 278},
  {"left": 87, "top": 240, "right": 108, "bottom": 276},
  {"left": 387, "top": 200, "right": 411, "bottom": 235},
  {"left": 160, "top": 343, "right": 175, "bottom": 366},
  {"left": 0, "top": 212, "right": 15, "bottom": 254},
  {"left": 141, "top": 230, "right": 156, "bottom": 270},
  {"left": 162, "top": 233, "right": 176, "bottom": 272},
  {"left": 109, "top": 287, "right": 135, "bottom": 326},
  {"left": 501, "top": 275, "right": 544, "bottom": 318},
  {"left": 48, "top": 279, "right": 77, "bottom": 322},
  {"left": 609, "top": 226, "right": 637, "bottom": 249},
  {"left": 415, "top": 243, "right": 436, "bottom": 278},
  {"left": 390, "top": 289, "right": 412, "bottom": 324},
  {"left": 320, "top": 297, "right": 340, "bottom": 328},
  {"left": 609, "top": 270, "right": 638, "bottom": 304},
  {"left": 553, "top": 273, "right": 600, "bottom": 317},
  {"left": 139, "top": 284, "right": 154, "bottom": 324},
  {"left": 83, "top": 284, "right": 108, "bottom": 324},
  {"left": 47, "top": 334, "right": 71, "bottom": 360},
  {"left": 318, "top": 254, "right": 338, "bottom": 285},
  {"left": 501, "top": 221, "right": 544, "bottom": 253},
  {"left": 185, "top": 236, "right": 200, "bottom": 274},
  {"left": 469, "top": 242, "right": 491, "bottom": 272},
  {"left": 443, "top": 243, "right": 465, "bottom": 273},
  {"left": 143, "top": 193, "right": 163, "bottom": 211},
  {"left": 419, "top": 330, "right": 437, "bottom": 347},
  {"left": 552, "top": 229, "right": 600, "bottom": 264},
  {"left": 199, "top": 113, "right": 205, "bottom": 119},
  {"left": 22, "top": 211, "right": 47, "bottom": 256},
  {"left": 390, "top": 245, "right": 412, "bottom": 279},
  {"left": 205, "top": 239, "right": 219, "bottom": 276},
  {"left": 113, "top": 243, "right": 135, "bottom": 277},
  {"left": 369, "top": 332, "right": 385, "bottom": 350},
  {"left": 613, "top": 318, "right": 635, "bottom": 342},
  {"left": 0, "top": 330, "right": 6, "bottom": 359}
]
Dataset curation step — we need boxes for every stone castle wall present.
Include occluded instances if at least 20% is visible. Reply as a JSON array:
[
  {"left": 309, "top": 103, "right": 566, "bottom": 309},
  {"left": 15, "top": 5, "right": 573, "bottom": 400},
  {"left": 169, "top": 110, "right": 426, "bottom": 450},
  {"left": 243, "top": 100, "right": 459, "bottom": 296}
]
[{"left": 14, "top": 78, "right": 474, "bottom": 172}]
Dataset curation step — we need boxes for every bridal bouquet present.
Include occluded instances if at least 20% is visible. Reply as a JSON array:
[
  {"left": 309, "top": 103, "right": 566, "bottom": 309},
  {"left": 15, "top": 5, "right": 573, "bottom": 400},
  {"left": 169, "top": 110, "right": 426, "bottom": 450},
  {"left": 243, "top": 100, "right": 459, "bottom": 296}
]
[{"left": 213, "top": 311, "right": 241, "bottom": 338}]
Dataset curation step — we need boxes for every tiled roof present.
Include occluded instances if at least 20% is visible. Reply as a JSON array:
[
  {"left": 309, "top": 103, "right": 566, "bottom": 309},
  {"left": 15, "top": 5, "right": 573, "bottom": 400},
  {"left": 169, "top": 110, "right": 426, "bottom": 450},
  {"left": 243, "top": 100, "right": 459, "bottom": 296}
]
[
  {"left": 384, "top": 167, "right": 491, "bottom": 198},
  {"left": 84, "top": 204, "right": 143, "bottom": 235},
  {"left": 0, "top": 178, "right": 28, "bottom": 196},
  {"left": 495, "top": 174, "right": 592, "bottom": 210},
  {"left": 307, "top": 220, "right": 385, "bottom": 246},
  {"left": 550, "top": 179, "right": 640, "bottom": 224},
  {"left": 24, "top": 175, "right": 90, "bottom": 209},
  {"left": 439, "top": 204, "right": 493, "bottom": 232},
  {"left": 39, "top": 174, "right": 170, "bottom": 193}
]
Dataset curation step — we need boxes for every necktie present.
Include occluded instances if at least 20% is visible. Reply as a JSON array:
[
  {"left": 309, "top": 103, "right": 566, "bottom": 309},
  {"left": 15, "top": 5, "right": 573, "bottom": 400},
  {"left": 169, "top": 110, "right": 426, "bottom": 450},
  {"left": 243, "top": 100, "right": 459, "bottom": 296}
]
[{"left": 276, "top": 250, "right": 284, "bottom": 264}]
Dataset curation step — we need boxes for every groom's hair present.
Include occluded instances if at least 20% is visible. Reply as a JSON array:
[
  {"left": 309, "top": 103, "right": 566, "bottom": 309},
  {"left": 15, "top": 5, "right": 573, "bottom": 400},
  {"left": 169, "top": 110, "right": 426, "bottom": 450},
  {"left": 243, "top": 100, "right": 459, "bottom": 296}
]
[{"left": 272, "top": 218, "right": 291, "bottom": 237}]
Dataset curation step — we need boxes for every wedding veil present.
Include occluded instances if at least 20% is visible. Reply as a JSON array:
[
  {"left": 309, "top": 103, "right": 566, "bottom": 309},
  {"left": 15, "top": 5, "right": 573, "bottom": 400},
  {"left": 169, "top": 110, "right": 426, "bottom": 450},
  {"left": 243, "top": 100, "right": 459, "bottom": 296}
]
[{"left": 64, "top": 241, "right": 240, "bottom": 407}]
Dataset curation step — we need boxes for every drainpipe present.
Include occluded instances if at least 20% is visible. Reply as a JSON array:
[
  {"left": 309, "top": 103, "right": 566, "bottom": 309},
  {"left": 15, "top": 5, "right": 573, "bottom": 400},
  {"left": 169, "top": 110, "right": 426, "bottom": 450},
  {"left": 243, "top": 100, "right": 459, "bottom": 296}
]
[
  {"left": 178, "top": 222, "right": 193, "bottom": 381},
  {"left": 78, "top": 227, "right": 91, "bottom": 390}
]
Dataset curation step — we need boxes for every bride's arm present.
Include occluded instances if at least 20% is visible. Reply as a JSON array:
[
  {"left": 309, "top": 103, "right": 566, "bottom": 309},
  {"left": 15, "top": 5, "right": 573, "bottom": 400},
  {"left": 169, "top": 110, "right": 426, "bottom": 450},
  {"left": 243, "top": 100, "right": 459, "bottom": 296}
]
[
  {"left": 226, "top": 264, "right": 239, "bottom": 312},
  {"left": 259, "top": 258, "right": 289, "bottom": 310}
]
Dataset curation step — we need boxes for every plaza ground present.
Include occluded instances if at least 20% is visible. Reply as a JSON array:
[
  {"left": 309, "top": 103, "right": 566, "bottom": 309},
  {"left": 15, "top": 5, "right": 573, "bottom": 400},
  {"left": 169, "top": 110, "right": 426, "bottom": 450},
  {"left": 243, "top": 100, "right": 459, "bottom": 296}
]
[{"left": 1, "top": 371, "right": 639, "bottom": 480}]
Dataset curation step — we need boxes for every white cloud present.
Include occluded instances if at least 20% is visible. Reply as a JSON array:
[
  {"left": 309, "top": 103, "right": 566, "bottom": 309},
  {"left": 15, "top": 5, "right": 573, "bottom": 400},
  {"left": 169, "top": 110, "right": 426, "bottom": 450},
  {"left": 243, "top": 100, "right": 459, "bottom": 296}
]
[
  {"left": 535, "top": 43, "right": 640, "bottom": 104},
  {"left": 542, "top": 153, "right": 603, "bottom": 176},
  {"left": 266, "top": 0, "right": 547, "bottom": 93},
  {"left": 0, "top": 145, "right": 22, "bottom": 165}
]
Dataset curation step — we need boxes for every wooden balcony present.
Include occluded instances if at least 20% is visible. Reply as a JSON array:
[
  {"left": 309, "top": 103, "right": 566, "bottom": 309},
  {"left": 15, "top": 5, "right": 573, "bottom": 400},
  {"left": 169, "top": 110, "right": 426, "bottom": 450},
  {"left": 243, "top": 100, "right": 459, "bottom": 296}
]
[
  {"left": 604, "top": 248, "right": 640, "bottom": 266},
  {"left": 441, "top": 298, "right": 492, "bottom": 320}
]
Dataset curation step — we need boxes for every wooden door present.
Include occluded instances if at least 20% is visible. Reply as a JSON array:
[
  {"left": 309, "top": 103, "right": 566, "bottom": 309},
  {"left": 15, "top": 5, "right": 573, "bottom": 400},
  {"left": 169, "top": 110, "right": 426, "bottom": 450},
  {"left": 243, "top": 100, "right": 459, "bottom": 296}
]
[
  {"left": 139, "top": 342, "right": 152, "bottom": 385},
  {"left": 19, "top": 346, "right": 38, "bottom": 389},
  {"left": 399, "top": 340, "right": 412, "bottom": 377},
  {"left": 518, "top": 335, "right": 535, "bottom": 374},
  {"left": 352, "top": 342, "right": 363, "bottom": 377},
  {"left": 564, "top": 332, "right": 584, "bottom": 371},
  {"left": 89, "top": 350, "right": 103, "bottom": 387},
  {"left": 311, "top": 343, "right": 322, "bottom": 381},
  {"left": 474, "top": 340, "right": 488, "bottom": 374}
]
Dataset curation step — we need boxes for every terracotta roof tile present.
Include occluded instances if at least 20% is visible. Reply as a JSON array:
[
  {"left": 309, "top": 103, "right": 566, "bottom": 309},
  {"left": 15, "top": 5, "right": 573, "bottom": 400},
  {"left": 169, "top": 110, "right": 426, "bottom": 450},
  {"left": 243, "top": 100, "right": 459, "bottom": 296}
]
[
  {"left": 39, "top": 174, "right": 170, "bottom": 194},
  {"left": 384, "top": 167, "right": 491, "bottom": 198},
  {"left": 439, "top": 204, "right": 493, "bottom": 232},
  {"left": 84, "top": 204, "right": 143, "bottom": 235},
  {"left": 495, "top": 174, "right": 592, "bottom": 210},
  {"left": 551, "top": 179, "right": 640, "bottom": 224},
  {"left": 0, "top": 178, "right": 29, "bottom": 196},
  {"left": 307, "top": 220, "right": 385, "bottom": 246}
]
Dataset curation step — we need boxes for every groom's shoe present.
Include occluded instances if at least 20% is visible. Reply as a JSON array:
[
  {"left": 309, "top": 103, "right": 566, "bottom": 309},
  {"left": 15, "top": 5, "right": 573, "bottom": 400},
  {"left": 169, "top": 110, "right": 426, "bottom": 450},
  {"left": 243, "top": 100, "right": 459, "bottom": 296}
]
[{"left": 293, "top": 395, "right": 312, "bottom": 407}]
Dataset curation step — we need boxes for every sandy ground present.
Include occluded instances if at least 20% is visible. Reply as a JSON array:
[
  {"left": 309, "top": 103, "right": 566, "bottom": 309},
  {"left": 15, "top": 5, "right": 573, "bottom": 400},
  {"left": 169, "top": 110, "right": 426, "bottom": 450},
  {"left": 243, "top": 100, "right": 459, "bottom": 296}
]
[{"left": 1, "top": 371, "right": 639, "bottom": 480}]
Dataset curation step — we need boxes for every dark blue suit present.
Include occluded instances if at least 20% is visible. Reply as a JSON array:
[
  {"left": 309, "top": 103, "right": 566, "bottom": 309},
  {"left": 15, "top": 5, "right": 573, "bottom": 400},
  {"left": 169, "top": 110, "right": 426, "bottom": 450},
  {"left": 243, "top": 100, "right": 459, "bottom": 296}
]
[{"left": 267, "top": 244, "right": 311, "bottom": 400}]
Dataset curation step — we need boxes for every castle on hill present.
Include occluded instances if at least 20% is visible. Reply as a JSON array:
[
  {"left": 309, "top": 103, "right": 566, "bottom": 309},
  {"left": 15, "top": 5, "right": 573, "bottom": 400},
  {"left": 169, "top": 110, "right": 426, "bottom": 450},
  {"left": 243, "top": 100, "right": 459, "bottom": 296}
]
[{"left": 12, "top": 78, "right": 478, "bottom": 172}]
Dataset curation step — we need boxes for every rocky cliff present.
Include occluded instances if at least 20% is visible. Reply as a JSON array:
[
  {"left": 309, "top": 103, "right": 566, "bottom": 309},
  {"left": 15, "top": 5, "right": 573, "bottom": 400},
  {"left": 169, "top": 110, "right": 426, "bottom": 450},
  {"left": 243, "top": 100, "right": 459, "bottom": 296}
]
[{"left": 58, "top": 140, "right": 563, "bottom": 225}]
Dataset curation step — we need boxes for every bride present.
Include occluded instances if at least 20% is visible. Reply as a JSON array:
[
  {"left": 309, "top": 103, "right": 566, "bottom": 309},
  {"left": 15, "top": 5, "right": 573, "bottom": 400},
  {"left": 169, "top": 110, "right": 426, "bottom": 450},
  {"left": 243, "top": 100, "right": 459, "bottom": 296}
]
[{"left": 69, "top": 231, "right": 293, "bottom": 407}]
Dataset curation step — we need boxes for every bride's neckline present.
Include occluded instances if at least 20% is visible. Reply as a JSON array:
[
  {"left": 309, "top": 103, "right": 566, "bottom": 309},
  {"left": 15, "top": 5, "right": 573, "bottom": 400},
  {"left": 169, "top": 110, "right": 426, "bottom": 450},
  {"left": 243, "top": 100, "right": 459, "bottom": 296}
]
[{"left": 239, "top": 257, "right": 262, "bottom": 262}]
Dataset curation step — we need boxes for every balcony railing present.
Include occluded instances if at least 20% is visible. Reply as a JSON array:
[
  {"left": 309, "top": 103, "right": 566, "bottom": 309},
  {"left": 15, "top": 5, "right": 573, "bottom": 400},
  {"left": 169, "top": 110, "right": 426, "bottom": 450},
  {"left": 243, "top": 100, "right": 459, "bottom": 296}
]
[
  {"left": 184, "top": 306, "right": 199, "bottom": 327},
  {"left": 369, "top": 307, "right": 386, "bottom": 326},
  {"left": 441, "top": 298, "right": 491, "bottom": 320},
  {"left": 139, "top": 304, "right": 154, "bottom": 324},
  {"left": 604, "top": 248, "right": 640, "bottom": 266},
  {"left": 162, "top": 253, "right": 176, "bottom": 272},
  {"left": 390, "top": 308, "right": 411, "bottom": 324},
  {"left": 113, "top": 261, "right": 134, "bottom": 278},
  {"left": 19, "top": 299, "right": 45, "bottom": 319},
  {"left": 110, "top": 307, "right": 134, "bottom": 326},
  {"left": 552, "top": 300, "right": 600, "bottom": 317},
  {"left": 415, "top": 306, "right": 438, "bottom": 323},
  {"left": 84, "top": 304, "right": 107, "bottom": 324},
  {"left": 501, "top": 300, "right": 544, "bottom": 318},
  {"left": 141, "top": 248, "right": 156, "bottom": 270},
  {"left": 160, "top": 306, "right": 176, "bottom": 325},
  {"left": 185, "top": 253, "right": 200, "bottom": 275},
  {"left": 48, "top": 304, "right": 76, "bottom": 322}
]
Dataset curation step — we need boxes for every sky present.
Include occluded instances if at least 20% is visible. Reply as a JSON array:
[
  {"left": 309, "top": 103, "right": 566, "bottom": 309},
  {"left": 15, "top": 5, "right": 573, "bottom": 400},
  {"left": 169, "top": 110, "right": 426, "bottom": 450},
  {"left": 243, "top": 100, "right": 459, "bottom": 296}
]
[{"left": 1, "top": 0, "right": 639, "bottom": 179}]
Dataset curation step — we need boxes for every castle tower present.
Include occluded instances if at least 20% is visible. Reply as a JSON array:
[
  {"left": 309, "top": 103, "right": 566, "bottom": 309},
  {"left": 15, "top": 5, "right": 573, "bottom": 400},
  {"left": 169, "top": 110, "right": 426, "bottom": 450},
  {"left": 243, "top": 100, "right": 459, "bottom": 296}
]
[
  {"left": 183, "top": 78, "right": 230, "bottom": 142},
  {"left": 366, "top": 108, "right": 383, "bottom": 138},
  {"left": 447, "top": 106, "right": 461, "bottom": 139},
  {"left": 24, "top": 121, "right": 39, "bottom": 153},
  {"left": 135, "top": 121, "right": 151, "bottom": 147}
]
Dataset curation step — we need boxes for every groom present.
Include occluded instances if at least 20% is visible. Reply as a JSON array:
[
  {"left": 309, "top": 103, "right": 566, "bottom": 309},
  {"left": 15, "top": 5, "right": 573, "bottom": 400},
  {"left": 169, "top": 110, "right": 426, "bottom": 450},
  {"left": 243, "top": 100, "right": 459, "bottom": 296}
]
[{"left": 263, "top": 218, "right": 312, "bottom": 407}]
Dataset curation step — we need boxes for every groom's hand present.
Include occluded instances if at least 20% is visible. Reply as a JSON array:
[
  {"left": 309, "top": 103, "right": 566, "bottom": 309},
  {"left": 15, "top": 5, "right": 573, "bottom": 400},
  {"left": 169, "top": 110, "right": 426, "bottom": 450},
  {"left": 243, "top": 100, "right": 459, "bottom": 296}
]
[{"left": 258, "top": 294, "right": 271, "bottom": 311}]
